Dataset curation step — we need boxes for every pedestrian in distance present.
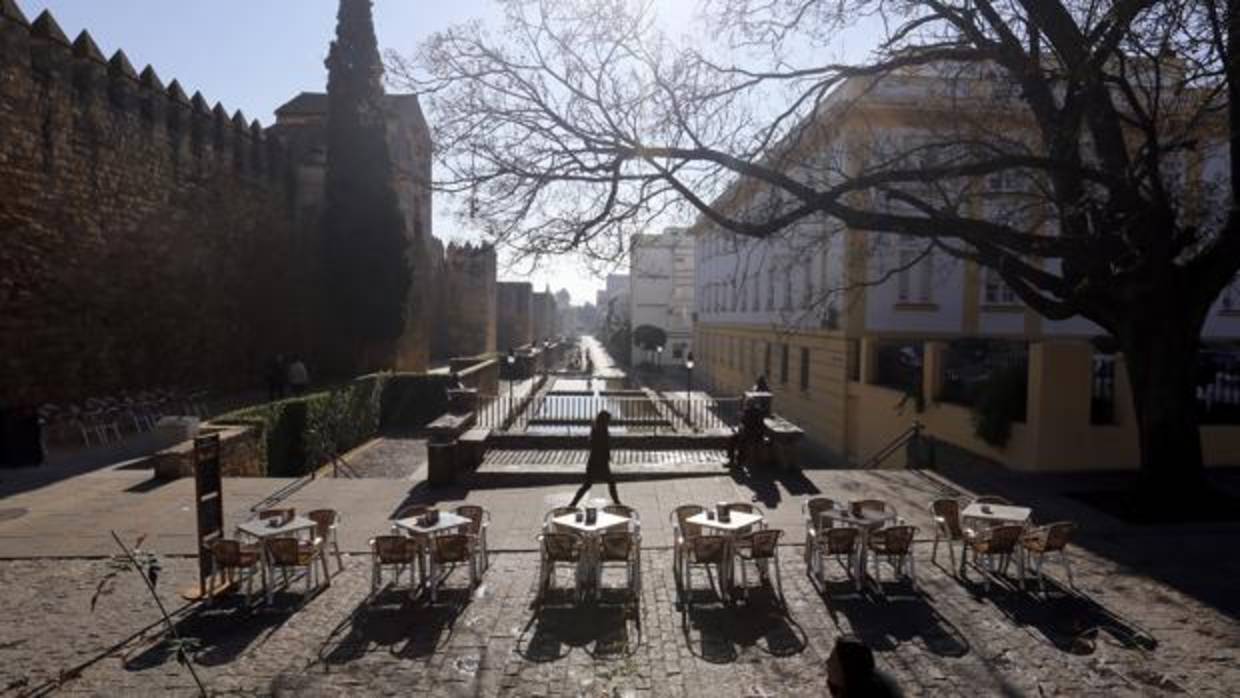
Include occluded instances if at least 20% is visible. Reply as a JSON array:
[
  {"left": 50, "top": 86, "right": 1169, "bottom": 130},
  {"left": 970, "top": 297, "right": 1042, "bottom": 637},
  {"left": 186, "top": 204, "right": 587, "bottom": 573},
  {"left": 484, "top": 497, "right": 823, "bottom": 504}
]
[
  {"left": 286, "top": 357, "right": 310, "bottom": 396},
  {"left": 569, "top": 410, "right": 621, "bottom": 506}
]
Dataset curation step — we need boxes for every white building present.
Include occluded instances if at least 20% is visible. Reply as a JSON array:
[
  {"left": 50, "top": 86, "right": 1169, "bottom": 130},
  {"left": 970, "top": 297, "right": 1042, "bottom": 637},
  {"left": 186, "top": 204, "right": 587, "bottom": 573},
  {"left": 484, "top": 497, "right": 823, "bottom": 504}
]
[
  {"left": 630, "top": 227, "right": 695, "bottom": 362},
  {"left": 693, "top": 65, "right": 1240, "bottom": 469}
]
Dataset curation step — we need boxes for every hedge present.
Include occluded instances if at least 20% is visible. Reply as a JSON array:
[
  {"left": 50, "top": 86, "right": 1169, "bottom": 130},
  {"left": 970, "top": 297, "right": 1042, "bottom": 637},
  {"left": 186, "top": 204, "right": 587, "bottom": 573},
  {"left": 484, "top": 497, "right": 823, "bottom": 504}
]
[{"left": 216, "top": 373, "right": 388, "bottom": 477}]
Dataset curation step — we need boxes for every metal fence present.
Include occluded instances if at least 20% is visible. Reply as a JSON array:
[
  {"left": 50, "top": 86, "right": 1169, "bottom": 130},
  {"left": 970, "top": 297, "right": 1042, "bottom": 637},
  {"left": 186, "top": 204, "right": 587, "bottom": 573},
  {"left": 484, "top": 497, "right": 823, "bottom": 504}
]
[{"left": 475, "top": 393, "right": 742, "bottom": 434}]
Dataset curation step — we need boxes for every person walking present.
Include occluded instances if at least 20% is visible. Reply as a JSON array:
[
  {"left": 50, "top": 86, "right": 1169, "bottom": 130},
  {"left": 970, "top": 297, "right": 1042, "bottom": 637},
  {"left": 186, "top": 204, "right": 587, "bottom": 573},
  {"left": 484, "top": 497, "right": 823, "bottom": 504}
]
[
  {"left": 569, "top": 410, "right": 621, "bottom": 506},
  {"left": 286, "top": 357, "right": 310, "bottom": 396}
]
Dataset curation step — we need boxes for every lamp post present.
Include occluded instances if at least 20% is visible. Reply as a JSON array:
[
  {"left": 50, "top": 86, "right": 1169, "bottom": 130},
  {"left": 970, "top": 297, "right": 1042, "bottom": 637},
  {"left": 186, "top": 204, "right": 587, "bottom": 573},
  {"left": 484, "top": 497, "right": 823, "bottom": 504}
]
[
  {"left": 506, "top": 349, "right": 515, "bottom": 405},
  {"left": 685, "top": 352, "right": 695, "bottom": 428}
]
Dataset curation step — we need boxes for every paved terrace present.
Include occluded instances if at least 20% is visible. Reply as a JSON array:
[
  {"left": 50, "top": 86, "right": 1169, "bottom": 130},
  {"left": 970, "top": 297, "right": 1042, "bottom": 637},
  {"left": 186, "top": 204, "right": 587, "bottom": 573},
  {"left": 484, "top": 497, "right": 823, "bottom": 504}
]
[{"left": 1, "top": 439, "right": 1238, "bottom": 696}]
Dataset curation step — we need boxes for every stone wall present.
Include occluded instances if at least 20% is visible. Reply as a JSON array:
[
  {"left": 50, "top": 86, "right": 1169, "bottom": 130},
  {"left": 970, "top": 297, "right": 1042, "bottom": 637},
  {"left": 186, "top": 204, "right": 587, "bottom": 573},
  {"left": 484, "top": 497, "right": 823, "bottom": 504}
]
[
  {"left": 0, "top": 7, "right": 323, "bottom": 406},
  {"left": 434, "top": 242, "right": 496, "bottom": 358},
  {"left": 497, "top": 281, "right": 533, "bottom": 352},
  {"left": 531, "top": 290, "right": 558, "bottom": 342}
]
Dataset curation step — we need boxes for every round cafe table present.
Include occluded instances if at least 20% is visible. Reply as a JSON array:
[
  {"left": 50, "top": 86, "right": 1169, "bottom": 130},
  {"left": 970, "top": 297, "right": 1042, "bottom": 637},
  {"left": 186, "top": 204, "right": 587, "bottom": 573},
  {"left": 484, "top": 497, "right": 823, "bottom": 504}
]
[{"left": 818, "top": 507, "right": 896, "bottom": 591}]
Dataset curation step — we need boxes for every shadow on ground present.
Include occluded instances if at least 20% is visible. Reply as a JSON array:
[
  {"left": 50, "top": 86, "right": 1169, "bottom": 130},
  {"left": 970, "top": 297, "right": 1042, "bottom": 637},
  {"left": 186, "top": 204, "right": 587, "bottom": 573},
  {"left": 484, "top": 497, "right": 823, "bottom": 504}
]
[
  {"left": 518, "top": 587, "right": 641, "bottom": 661},
  {"left": 316, "top": 585, "right": 470, "bottom": 664},
  {"left": 677, "top": 573, "right": 806, "bottom": 664},
  {"left": 930, "top": 456, "right": 1240, "bottom": 621}
]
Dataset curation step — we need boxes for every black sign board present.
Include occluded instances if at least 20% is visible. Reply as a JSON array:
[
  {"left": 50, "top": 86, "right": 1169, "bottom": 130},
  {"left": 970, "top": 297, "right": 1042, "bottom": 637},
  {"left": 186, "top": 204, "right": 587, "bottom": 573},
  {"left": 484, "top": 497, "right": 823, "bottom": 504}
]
[{"left": 193, "top": 434, "right": 223, "bottom": 594}]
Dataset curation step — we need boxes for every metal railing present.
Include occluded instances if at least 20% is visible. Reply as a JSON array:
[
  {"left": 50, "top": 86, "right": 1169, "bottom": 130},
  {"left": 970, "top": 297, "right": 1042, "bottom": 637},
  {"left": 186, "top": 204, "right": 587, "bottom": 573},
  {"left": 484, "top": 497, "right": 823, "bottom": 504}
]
[
  {"left": 857, "top": 421, "right": 934, "bottom": 470},
  {"left": 475, "top": 393, "right": 743, "bottom": 434}
]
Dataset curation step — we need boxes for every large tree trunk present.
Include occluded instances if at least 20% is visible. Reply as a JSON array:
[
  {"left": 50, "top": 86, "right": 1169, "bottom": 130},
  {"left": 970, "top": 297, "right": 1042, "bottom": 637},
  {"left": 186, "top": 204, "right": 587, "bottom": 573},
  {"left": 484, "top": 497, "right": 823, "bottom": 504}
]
[{"left": 1119, "top": 313, "right": 1207, "bottom": 505}]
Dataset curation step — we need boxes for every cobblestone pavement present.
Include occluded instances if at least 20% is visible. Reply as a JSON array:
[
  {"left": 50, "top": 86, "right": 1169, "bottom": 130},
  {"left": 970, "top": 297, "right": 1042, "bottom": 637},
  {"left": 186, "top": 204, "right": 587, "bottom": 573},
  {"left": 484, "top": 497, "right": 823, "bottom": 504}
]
[{"left": 2, "top": 539, "right": 1235, "bottom": 697}]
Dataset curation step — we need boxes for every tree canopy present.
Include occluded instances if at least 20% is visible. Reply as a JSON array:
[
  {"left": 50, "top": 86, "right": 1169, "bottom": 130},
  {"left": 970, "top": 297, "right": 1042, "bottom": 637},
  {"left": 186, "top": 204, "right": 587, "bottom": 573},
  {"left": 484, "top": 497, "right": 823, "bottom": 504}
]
[{"left": 399, "top": 0, "right": 1240, "bottom": 492}]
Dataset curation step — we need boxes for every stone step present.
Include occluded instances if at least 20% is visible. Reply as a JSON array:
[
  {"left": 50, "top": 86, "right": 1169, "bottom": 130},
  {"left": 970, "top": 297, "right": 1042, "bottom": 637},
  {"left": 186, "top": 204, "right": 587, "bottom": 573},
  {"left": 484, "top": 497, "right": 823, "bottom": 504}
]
[{"left": 464, "top": 448, "right": 729, "bottom": 487}]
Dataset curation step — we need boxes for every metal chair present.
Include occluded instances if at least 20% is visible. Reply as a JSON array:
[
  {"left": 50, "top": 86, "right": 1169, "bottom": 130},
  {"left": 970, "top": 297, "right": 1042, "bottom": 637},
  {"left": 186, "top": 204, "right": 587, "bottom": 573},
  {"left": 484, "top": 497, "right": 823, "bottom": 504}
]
[
  {"left": 207, "top": 539, "right": 263, "bottom": 607},
  {"left": 427, "top": 533, "right": 481, "bottom": 603},
  {"left": 308, "top": 509, "right": 344, "bottom": 575},
  {"left": 537, "top": 532, "right": 585, "bottom": 603},
  {"left": 930, "top": 498, "right": 966, "bottom": 570},
  {"left": 962, "top": 523, "right": 1024, "bottom": 591},
  {"left": 670, "top": 504, "right": 705, "bottom": 585},
  {"left": 867, "top": 525, "right": 918, "bottom": 589},
  {"left": 681, "top": 535, "right": 730, "bottom": 609},
  {"left": 734, "top": 529, "right": 784, "bottom": 602},
  {"left": 812, "top": 527, "right": 861, "bottom": 590},
  {"left": 455, "top": 505, "right": 491, "bottom": 572},
  {"left": 803, "top": 497, "right": 837, "bottom": 565},
  {"left": 598, "top": 530, "right": 641, "bottom": 598},
  {"left": 264, "top": 537, "right": 323, "bottom": 604},
  {"left": 1020, "top": 521, "right": 1077, "bottom": 594},
  {"left": 369, "top": 535, "right": 422, "bottom": 595},
  {"left": 850, "top": 499, "right": 890, "bottom": 517}
]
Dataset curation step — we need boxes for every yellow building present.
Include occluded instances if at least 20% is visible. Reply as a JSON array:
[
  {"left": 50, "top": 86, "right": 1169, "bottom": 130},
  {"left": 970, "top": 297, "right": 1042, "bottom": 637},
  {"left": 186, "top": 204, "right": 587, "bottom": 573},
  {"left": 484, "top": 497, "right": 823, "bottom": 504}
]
[{"left": 692, "top": 68, "right": 1240, "bottom": 470}]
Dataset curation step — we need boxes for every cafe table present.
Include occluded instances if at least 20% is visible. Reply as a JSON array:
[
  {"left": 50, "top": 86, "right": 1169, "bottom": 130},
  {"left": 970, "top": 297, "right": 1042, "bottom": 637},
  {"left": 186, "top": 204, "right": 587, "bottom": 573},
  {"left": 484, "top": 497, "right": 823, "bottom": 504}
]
[
  {"left": 960, "top": 502, "right": 1032, "bottom": 529},
  {"left": 817, "top": 506, "right": 896, "bottom": 590},
  {"left": 392, "top": 511, "right": 474, "bottom": 587},
  {"left": 685, "top": 509, "right": 765, "bottom": 599},
  {"left": 551, "top": 510, "right": 632, "bottom": 595},
  {"left": 235, "top": 515, "right": 320, "bottom": 602}
]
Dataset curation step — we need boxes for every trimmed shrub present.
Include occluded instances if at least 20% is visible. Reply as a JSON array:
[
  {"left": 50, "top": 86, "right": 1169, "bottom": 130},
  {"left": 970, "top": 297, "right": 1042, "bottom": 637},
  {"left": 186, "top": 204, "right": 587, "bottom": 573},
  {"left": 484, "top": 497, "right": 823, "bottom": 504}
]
[
  {"left": 216, "top": 373, "right": 387, "bottom": 477},
  {"left": 379, "top": 372, "right": 459, "bottom": 431}
]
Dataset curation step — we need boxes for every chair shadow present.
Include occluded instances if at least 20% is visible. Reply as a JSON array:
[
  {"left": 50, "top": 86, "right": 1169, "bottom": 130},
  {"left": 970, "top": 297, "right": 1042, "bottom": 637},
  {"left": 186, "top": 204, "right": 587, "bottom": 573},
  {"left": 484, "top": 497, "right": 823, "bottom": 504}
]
[
  {"left": 816, "top": 573, "right": 971, "bottom": 658},
  {"left": 680, "top": 579, "right": 806, "bottom": 664},
  {"left": 316, "top": 583, "right": 470, "bottom": 666},
  {"left": 123, "top": 592, "right": 307, "bottom": 671},
  {"left": 517, "top": 587, "right": 640, "bottom": 662},
  {"left": 964, "top": 573, "right": 1157, "bottom": 654}
]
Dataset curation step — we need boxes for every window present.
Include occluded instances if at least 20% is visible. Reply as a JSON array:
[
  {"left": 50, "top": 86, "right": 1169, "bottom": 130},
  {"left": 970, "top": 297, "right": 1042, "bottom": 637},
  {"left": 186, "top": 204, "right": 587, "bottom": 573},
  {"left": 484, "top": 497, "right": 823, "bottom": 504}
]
[
  {"left": 983, "top": 267, "right": 1019, "bottom": 305},
  {"left": 896, "top": 246, "right": 934, "bottom": 303},
  {"left": 800, "top": 347, "right": 811, "bottom": 390},
  {"left": 780, "top": 344, "right": 790, "bottom": 384}
]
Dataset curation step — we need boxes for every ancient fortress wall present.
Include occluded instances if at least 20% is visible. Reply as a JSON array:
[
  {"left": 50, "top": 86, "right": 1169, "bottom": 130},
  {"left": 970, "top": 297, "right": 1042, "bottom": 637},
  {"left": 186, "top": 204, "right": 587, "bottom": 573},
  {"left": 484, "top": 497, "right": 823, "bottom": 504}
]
[
  {"left": 433, "top": 242, "right": 497, "bottom": 359},
  {"left": 0, "top": 8, "right": 320, "bottom": 405},
  {"left": 496, "top": 282, "right": 533, "bottom": 351}
]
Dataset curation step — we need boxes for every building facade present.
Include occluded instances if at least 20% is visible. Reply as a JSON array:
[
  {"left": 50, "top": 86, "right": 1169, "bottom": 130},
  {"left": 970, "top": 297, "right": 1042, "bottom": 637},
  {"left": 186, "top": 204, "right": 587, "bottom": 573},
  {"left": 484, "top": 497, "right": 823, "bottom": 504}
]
[
  {"left": 630, "top": 228, "right": 695, "bottom": 361},
  {"left": 694, "top": 68, "right": 1240, "bottom": 470}
]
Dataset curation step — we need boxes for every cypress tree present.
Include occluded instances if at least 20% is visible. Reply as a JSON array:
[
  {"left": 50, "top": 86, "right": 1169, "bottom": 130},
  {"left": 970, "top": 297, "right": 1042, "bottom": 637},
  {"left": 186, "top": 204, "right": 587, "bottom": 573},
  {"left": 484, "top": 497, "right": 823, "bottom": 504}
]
[{"left": 322, "top": 0, "right": 410, "bottom": 359}]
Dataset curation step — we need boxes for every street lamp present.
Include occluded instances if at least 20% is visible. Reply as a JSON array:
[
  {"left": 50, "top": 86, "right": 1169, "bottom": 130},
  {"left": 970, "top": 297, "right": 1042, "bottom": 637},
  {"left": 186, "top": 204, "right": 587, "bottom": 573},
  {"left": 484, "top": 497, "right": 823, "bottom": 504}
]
[
  {"left": 656, "top": 345, "right": 664, "bottom": 372},
  {"left": 685, "top": 352, "right": 695, "bottom": 428},
  {"left": 506, "top": 349, "right": 516, "bottom": 404}
]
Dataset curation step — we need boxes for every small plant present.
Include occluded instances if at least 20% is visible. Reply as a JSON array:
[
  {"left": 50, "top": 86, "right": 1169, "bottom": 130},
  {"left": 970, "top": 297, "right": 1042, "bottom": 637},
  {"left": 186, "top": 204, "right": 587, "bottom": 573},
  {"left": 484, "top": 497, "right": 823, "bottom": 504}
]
[
  {"left": 971, "top": 364, "right": 1028, "bottom": 448},
  {"left": 92, "top": 532, "right": 206, "bottom": 696}
]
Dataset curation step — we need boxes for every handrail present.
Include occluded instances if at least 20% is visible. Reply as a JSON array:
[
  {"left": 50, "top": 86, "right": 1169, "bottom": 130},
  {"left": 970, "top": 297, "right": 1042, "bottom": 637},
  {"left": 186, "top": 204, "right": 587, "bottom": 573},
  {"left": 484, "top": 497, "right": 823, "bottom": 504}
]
[{"left": 857, "top": 421, "right": 933, "bottom": 470}]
